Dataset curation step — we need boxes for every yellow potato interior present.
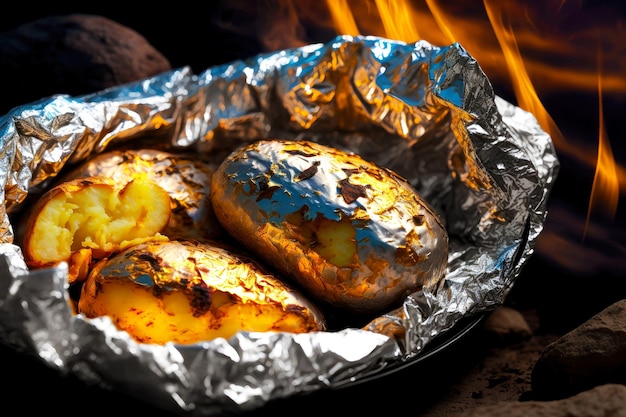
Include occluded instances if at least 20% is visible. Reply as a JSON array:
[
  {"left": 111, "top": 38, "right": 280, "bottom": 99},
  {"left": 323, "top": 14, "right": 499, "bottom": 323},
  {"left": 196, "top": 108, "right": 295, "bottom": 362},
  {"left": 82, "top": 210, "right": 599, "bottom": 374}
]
[
  {"left": 285, "top": 210, "right": 357, "bottom": 268},
  {"left": 29, "top": 197, "right": 78, "bottom": 263},
  {"left": 77, "top": 240, "right": 326, "bottom": 344},
  {"left": 28, "top": 179, "right": 170, "bottom": 264},
  {"left": 313, "top": 218, "right": 356, "bottom": 267},
  {"left": 81, "top": 275, "right": 319, "bottom": 345}
]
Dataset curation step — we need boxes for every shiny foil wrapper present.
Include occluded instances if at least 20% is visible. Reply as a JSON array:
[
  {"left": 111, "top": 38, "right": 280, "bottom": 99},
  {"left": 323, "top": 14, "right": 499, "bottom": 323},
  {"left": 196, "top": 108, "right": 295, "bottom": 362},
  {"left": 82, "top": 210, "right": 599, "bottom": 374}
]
[{"left": 0, "top": 36, "right": 559, "bottom": 415}]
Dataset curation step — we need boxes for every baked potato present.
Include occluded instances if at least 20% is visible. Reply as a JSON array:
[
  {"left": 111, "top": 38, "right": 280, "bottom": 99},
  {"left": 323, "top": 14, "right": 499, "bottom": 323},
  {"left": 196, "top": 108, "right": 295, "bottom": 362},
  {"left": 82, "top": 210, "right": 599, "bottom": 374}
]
[
  {"left": 62, "top": 148, "right": 225, "bottom": 242},
  {"left": 210, "top": 139, "right": 449, "bottom": 315},
  {"left": 77, "top": 239, "right": 326, "bottom": 344},
  {"left": 22, "top": 176, "right": 171, "bottom": 283}
]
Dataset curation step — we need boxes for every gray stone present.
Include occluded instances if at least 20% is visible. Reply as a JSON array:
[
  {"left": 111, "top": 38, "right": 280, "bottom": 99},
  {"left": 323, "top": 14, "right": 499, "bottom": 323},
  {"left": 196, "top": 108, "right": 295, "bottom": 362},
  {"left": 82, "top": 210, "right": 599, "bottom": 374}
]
[
  {"left": 0, "top": 14, "right": 171, "bottom": 113},
  {"left": 531, "top": 299, "right": 626, "bottom": 399},
  {"left": 483, "top": 305, "right": 533, "bottom": 343}
]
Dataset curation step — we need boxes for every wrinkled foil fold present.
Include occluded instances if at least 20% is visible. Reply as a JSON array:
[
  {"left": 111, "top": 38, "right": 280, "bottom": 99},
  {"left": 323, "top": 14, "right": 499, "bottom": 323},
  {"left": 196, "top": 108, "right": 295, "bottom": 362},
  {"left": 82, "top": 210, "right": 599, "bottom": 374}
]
[{"left": 0, "top": 35, "right": 559, "bottom": 415}]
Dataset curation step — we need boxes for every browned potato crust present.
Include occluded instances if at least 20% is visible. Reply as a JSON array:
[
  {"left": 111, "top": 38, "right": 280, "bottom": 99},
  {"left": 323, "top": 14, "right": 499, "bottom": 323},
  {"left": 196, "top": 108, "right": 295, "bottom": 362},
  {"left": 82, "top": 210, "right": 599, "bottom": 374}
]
[
  {"left": 210, "top": 139, "right": 449, "bottom": 315},
  {"left": 78, "top": 239, "right": 326, "bottom": 344}
]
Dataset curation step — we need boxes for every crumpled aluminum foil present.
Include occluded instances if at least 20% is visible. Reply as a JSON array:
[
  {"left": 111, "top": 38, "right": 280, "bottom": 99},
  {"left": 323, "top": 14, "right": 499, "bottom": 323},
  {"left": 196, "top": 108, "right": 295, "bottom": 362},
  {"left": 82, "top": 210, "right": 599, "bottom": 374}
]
[{"left": 0, "top": 35, "right": 559, "bottom": 415}]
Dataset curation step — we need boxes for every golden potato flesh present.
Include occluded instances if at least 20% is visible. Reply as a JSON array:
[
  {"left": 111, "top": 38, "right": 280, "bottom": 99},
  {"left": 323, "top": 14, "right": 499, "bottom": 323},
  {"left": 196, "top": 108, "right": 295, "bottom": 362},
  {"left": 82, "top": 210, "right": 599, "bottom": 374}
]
[
  {"left": 78, "top": 240, "right": 326, "bottom": 345},
  {"left": 62, "top": 149, "right": 225, "bottom": 242},
  {"left": 210, "top": 139, "right": 449, "bottom": 315},
  {"left": 22, "top": 176, "right": 171, "bottom": 282}
]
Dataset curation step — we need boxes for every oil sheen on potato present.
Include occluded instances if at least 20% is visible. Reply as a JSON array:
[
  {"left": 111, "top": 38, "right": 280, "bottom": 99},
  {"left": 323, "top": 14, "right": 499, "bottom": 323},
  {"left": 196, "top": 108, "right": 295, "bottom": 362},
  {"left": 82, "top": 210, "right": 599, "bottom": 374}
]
[{"left": 210, "top": 139, "right": 449, "bottom": 315}]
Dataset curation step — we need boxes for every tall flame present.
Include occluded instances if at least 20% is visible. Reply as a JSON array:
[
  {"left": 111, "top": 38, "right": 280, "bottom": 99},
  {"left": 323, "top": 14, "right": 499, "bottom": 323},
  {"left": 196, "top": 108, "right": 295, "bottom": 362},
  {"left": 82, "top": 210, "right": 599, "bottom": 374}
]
[
  {"left": 482, "top": 0, "right": 566, "bottom": 151},
  {"left": 326, "top": 0, "right": 359, "bottom": 37},
  {"left": 586, "top": 49, "right": 619, "bottom": 235},
  {"left": 375, "top": 0, "right": 421, "bottom": 42},
  {"left": 482, "top": 1, "right": 620, "bottom": 234},
  {"left": 423, "top": 0, "right": 456, "bottom": 45}
]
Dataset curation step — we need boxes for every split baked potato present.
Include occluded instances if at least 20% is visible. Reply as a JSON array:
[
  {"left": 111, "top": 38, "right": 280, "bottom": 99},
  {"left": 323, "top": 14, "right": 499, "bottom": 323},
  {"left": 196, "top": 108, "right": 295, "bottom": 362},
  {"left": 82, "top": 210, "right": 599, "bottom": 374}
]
[
  {"left": 210, "top": 139, "right": 449, "bottom": 315},
  {"left": 21, "top": 176, "right": 171, "bottom": 283},
  {"left": 62, "top": 148, "right": 225, "bottom": 242},
  {"left": 78, "top": 239, "right": 326, "bottom": 344}
]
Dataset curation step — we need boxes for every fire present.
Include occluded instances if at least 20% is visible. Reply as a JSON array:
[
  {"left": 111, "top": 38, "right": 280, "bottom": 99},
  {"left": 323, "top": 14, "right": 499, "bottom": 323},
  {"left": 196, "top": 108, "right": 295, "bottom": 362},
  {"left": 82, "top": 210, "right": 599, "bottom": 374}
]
[
  {"left": 326, "top": 0, "right": 359, "bottom": 36},
  {"left": 375, "top": 0, "right": 421, "bottom": 42},
  {"left": 482, "top": 0, "right": 565, "bottom": 150},
  {"left": 217, "top": 0, "right": 625, "bottom": 267},
  {"left": 586, "top": 55, "right": 619, "bottom": 233},
  {"left": 480, "top": 1, "right": 620, "bottom": 232},
  {"left": 341, "top": 0, "right": 624, "bottom": 227}
]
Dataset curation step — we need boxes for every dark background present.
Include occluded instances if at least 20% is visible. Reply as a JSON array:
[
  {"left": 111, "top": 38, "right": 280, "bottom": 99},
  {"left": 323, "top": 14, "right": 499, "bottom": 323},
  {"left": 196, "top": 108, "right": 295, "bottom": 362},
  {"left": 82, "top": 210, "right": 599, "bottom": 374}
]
[{"left": 1, "top": 1, "right": 625, "bottom": 416}]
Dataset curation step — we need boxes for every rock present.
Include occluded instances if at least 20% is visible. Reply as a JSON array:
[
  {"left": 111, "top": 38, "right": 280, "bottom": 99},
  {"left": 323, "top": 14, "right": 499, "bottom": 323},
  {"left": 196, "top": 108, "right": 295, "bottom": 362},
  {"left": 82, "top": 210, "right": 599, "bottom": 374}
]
[
  {"left": 482, "top": 306, "right": 533, "bottom": 343},
  {"left": 531, "top": 299, "right": 626, "bottom": 400},
  {"left": 0, "top": 14, "right": 171, "bottom": 114},
  {"left": 460, "top": 383, "right": 626, "bottom": 417}
]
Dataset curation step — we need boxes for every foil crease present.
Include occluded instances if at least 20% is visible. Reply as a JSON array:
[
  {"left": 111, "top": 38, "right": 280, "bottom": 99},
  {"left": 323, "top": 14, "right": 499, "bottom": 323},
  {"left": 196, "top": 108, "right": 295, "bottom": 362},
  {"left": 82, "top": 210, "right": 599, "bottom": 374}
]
[{"left": 0, "top": 35, "right": 559, "bottom": 415}]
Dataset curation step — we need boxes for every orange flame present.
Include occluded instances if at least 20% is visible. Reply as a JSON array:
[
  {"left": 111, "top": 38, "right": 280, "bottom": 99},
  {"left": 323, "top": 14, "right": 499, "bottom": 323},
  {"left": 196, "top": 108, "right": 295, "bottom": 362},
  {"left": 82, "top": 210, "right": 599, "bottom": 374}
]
[
  {"left": 374, "top": 0, "right": 421, "bottom": 42},
  {"left": 586, "top": 49, "right": 619, "bottom": 235},
  {"left": 231, "top": 0, "right": 624, "bottom": 238},
  {"left": 482, "top": 1, "right": 620, "bottom": 236},
  {"left": 317, "top": 0, "right": 623, "bottom": 235},
  {"left": 326, "top": 0, "right": 359, "bottom": 37},
  {"left": 482, "top": 0, "right": 566, "bottom": 151},
  {"left": 424, "top": 0, "right": 456, "bottom": 45}
]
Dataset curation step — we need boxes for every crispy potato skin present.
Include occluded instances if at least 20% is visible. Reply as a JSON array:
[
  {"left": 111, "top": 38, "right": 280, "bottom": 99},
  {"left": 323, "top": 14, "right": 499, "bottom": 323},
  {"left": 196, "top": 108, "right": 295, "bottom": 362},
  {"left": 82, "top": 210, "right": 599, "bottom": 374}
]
[
  {"left": 22, "top": 176, "right": 171, "bottom": 283},
  {"left": 78, "top": 240, "right": 326, "bottom": 344},
  {"left": 210, "top": 140, "right": 449, "bottom": 315},
  {"left": 62, "top": 149, "right": 225, "bottom": 242}
]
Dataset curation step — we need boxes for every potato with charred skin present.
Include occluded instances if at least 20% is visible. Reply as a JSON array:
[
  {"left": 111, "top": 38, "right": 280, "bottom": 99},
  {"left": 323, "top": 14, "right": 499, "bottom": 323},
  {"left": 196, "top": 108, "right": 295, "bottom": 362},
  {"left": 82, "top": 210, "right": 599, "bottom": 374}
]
[
  {"left": 62, "top": 148, "right": 225, "bottom": 242},
  {"left": 78, "top": 239, "right": 326, "bottom": 344},
  {"left": 22, "top": 176, "right": 171, "bottom": 283},
  {"left": 210, "top": 139, "right": 449, "bottom": 315}
]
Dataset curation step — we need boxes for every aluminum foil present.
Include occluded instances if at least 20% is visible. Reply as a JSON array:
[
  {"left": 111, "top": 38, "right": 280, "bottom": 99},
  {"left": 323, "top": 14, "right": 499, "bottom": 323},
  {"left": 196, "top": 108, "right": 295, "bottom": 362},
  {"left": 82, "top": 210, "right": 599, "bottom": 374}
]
[{"left": 0, "top": 35, "right": 559, "bottom": 415}]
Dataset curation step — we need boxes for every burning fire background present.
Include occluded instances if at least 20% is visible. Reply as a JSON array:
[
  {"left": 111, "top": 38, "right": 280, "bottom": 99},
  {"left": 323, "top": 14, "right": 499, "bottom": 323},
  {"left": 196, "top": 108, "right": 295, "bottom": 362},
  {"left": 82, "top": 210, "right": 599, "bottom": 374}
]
[
  {"left": 200, "top": 0, "right": 626, "bottom": 280},
  {"left": 3, "top": 0, "right": 625, "bottom": 319}
]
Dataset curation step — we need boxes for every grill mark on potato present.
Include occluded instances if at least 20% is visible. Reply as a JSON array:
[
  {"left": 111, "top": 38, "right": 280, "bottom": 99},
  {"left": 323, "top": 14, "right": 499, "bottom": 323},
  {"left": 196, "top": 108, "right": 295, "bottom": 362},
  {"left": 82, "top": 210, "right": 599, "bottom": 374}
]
[
  {"left": 395, "top": 229, "right": 427, "bottom": 266},
  {"left": 189, "top": 282, "right": 212, "bottom": 317},
  {"left": 136, "top": 252, "right": 163, "bottom": 272},
  {"left": 258, "top": 176, "right": 269, "bottom": 191},
  {"left": 413, "top": 214, "right": 425, "bottom": 226},
  {"left": 338, "top": 178, "right": 368, "bottom": 204},
  {"left": 294, "top": 160, "right": 320, "bottom": 182},
  {"left": 255, "top": 173, "right": 282, "bottom": 201},
  {"left": 256, "top": 185, "right": 281, "bottom": 201},
  {"left": 284, "top": 149, "right": 317, "bottom": 157}
]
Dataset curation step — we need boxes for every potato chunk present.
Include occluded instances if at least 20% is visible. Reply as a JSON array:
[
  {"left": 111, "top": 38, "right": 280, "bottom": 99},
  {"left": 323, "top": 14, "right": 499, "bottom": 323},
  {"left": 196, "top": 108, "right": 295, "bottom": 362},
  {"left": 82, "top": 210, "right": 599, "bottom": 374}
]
[
  {"left": 22, "top": 176, "right": 171, "bottom": 282},
  {"left": 78, "top": 240, "right": 326, "bottom": 344}
]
